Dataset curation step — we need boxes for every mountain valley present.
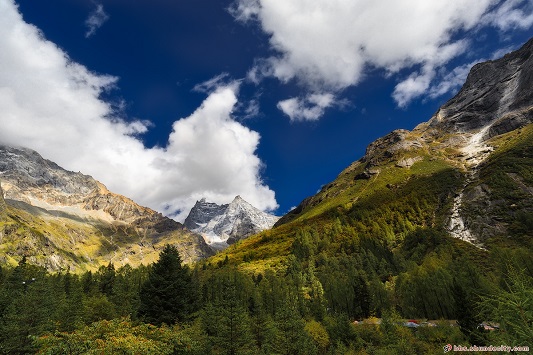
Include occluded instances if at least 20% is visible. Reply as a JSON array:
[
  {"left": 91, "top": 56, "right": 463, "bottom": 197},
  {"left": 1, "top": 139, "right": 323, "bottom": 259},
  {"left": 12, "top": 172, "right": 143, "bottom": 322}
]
[
  {"left": 2, "top": 1, "right": 533, "bottom": 352},
  {"left": 0, "top": 39, "right": 532, "bottom": 275}
]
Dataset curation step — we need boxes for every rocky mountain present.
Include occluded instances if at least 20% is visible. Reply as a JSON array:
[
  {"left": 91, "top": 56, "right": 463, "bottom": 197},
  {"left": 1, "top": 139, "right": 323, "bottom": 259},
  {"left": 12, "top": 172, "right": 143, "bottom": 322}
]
[
  {"left": 0, "top": 145, "right": 212, "bottom": 271},
  {"left": 216, "top": 37, "right": 533, "bottom": 270},
  {"left": 280, "top": 38, "right": 532, "bottom": 244},
  {"left": 184, "top": 195, "right": 279, "bottom": 248},
  {"left": 2, "top": 38, "right": 531, "bottom": 273}
]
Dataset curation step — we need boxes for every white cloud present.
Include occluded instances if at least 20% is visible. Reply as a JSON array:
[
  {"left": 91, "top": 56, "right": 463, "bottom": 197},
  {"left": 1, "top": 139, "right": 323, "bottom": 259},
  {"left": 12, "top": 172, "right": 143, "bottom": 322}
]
[
  {"left": 483, "top": 0, "right": 533, "bottom": 31},
  {"left": 0, "top": 0, "right": 277, "bottom": 221},
  {"left": 392, "top": 68, "right": 435, "bottom": 108},
  {"left": 192, "top": 72, "right": 232, "bottom": 93},
  {"left": 394, "top": 57, "right": 488, "bottom": 106},
  {"left": 277, "top": 93, "right": 336, "bottom": 121},
  {"left": 239, "top": 98, "right": 260, "bottom": 119},
  {"left": 228, "top": 0, "right": 260, "bottom": 23},
  {"left": 85, "top": 3, "right": 109, "bottom": 38},
  {"left": 231, "top": 0, "right": 532, "bottom": 110},
  {"left": 428, "top": 61, "right": 482, "bottom": 99}
]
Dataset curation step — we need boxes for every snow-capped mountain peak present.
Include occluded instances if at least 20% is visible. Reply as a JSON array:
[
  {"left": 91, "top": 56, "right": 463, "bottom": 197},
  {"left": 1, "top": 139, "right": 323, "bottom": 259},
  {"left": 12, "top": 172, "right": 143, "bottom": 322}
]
[{"left": 184, "top": 196, "right": 279, "bottom": 248}]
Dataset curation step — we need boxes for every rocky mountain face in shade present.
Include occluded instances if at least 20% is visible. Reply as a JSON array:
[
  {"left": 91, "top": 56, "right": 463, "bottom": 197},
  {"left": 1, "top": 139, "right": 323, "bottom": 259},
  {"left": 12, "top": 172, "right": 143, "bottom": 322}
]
[
  {"left": 0, "top": 145, "right": 212, "bottom": 271},
  {"left": 427, "top": 37, "right": 533, "bottom": 136},
  {"left": 276, "top": 38, "right": 533, "bottom": 248},
  {"left": 184, "top": 195, "right": 279, "bottom": 248}
]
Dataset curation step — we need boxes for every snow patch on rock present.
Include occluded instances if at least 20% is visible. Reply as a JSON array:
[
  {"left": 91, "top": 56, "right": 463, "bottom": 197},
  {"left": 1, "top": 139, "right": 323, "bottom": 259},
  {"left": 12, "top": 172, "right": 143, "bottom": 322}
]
[{"left": 184, "top": 195, "right": 279, "bottom": 246}]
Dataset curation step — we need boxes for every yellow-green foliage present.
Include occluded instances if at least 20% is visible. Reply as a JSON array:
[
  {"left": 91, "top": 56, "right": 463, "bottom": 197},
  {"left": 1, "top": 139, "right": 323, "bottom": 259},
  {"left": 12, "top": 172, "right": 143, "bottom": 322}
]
[
  {"left": 0, "top": 203, "right": 201, "bottom": 272},
  {"left": 35, "top": 318, "right": 199, "bottom": 354},
  {"left": 305, "top": 320, "right": 330, "bottom": 352},
  {"left": 212, "top": 155, "right": 461, "bottom": 273}
]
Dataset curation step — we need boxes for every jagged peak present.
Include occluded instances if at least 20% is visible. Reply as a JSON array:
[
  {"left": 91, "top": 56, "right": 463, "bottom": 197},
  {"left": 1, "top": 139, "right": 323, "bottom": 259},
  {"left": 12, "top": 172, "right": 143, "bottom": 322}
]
[
  {"left": 184, "top": 195, "right": 279, "bottom": 247},
  {"left": 230, "top": 195, "right": 249, "bottom": 206}
]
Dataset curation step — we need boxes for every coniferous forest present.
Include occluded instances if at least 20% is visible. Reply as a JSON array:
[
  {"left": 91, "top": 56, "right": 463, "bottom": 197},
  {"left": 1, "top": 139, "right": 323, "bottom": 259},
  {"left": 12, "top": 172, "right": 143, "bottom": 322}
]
[{"left": 1, "top": 236, "right": 531, "bottom": 354}]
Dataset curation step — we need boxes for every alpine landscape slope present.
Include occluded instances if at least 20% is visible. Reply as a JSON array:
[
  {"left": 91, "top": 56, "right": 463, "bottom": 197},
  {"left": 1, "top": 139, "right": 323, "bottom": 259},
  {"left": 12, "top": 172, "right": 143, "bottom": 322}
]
[
  {"left": 212, "top": 37, "right": 533, "bottom": 270},
  {"left": 0, "top": 145, "right": 212, "bottom": 271}
]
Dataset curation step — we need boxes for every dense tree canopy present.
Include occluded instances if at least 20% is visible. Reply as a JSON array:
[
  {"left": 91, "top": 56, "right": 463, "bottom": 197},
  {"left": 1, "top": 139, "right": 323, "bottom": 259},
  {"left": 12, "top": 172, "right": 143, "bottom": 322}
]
[
  {"left": 138, "top": 244, "right": 198, "bottom": 325},
  {"left": 0, "top": 226, "right": 530, "bottom": 354}
]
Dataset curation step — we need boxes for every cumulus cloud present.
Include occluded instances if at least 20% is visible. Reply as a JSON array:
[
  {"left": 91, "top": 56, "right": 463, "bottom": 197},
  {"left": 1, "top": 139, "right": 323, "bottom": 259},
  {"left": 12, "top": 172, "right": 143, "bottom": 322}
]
[
  {"left": 392, "top": 68, "right": 435, "bottom": 108},
  {"left": 277, "top": 93, "right": 336, "bottom": 122},
  {"left": 85, "top": 3, "right": 109, "bottom": 38},
  {"left": 231, "top": 0, "right": 533, "bottom": 111},
  {"left": 0, "top": 0, "right": 277, "bottom": 221}
]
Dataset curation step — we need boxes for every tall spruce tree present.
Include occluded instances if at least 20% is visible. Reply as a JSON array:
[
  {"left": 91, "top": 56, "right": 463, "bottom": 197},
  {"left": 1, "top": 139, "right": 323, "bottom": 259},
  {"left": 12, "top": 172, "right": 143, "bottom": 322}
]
[
  {"left": 202, "top": 278, "right": 257, "bottom": 355},
  {"left": 453, "top": 280, "right": 486, "bottom": 345},
  {"left": 138, "top": 244, "right": 197, "bottom": 325}
]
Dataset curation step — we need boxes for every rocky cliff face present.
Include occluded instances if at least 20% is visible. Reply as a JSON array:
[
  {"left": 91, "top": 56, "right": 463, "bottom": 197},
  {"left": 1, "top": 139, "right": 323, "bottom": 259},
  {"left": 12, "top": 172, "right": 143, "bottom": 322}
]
[
  {"left": 427, "top": 37, "right": 533, "bottom": 138},
  {"left": 184, "top": 199, "right": 229, "bottom": 230},
  {"left": 0, "top": 145, "right": 180, "bottom": 231},
  {"left": 276, "top": 37, "right": 533, "bottom": 247},
  {"left": 184, "top": 195, "right": 279, "bottom": 248},
  {"left": 0, "top": 145, "right": 212, "bottom": 271}
]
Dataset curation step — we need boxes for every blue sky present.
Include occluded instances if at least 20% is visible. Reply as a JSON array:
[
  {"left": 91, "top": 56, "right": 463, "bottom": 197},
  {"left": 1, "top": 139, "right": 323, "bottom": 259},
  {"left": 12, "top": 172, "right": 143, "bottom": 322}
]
[{"left": 1, "top": 0, "right": 532, "bottom": 220}]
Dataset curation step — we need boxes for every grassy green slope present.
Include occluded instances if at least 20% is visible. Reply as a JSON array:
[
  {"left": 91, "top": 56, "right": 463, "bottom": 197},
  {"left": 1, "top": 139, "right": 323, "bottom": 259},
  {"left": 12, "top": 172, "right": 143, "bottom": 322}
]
[
  {"left": 208, "top": 124, "right": 533, "bottom": 275},
  {"left": 0, "top": 202, "right": 207, "bottom": 272},
  {"left": 209, "top": 156, "right": 461, "bottom": 272}
]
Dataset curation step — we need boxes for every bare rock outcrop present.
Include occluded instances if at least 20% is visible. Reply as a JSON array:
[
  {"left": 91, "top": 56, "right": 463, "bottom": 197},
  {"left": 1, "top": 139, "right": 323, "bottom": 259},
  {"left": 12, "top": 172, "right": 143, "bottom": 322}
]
[
  {"left": 429, "top": 37, "right": 533, "bottom": 135},
  {"left": 0, "top": 181, "right": 7, "bottom": 219}
]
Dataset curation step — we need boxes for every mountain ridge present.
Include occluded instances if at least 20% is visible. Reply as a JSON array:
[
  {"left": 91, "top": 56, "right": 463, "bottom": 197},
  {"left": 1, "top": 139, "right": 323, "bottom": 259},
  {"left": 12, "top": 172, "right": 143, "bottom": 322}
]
[
  {"left": 0, "top": 144, "right": 180, "bottom": 230},
  {"left": 1, "top": 38, "right": 532, "bottom": 273},
  {"left": 0, "top": 145, "right": 213, "bottom": 271},
  {"left": 213, "top": 37, "right": 533, "bottom": 272},
  {"left": 276, "top": 38, "right": 533, "bottom": 232}
]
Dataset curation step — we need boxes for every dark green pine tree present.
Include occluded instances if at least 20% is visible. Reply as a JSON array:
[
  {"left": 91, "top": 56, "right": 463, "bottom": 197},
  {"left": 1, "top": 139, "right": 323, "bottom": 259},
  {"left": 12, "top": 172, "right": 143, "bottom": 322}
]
[
  {"left": 138, "top": 244, "right": 197, "bottom": 325},
  {"left": 352, "top": 273, "right": 371, "bottom": 319},
  {"left": 201, "top": 277, "right": 257, "bottom": 355},
  {"left": 0, "top": 262, "right": 55, "bottom": 354},
  {"left": 453, "top": 280, "right": 486, "bottom": 345},
  {"left": 59, "top": 271, "right": 86, "bottom": 332},
  {"left": 274, "top": 298, "right": 317, "bottom": 355},
  {"left": 97, "top": 262, "right": 116, "bottom": 297}
]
